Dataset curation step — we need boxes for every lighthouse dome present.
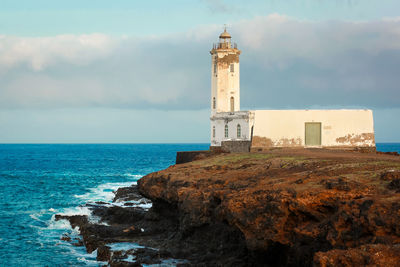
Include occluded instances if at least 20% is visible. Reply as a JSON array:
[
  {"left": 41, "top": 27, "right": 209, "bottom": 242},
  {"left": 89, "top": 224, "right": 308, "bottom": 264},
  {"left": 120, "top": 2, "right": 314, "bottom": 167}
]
[{"left": 219, "top": 29, "right": 231, "bottom": 39}]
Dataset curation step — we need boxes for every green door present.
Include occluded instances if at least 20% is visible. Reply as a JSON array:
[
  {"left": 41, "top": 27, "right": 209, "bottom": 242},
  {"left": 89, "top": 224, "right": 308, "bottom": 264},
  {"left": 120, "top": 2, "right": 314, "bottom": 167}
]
[{"left": 305, "top": 122, "right": 321, "bottom": 146}]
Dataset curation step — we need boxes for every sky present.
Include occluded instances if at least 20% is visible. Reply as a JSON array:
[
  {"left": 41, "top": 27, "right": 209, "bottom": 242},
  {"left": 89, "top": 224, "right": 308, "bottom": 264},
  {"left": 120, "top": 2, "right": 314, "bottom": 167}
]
[{"left": 0, "top": 0, "right": 400, "bottom": 143}]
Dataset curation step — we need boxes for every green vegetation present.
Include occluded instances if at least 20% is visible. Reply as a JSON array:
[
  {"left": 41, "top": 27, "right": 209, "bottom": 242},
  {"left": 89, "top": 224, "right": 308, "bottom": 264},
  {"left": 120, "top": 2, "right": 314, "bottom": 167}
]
[
  {"left": 190, "top": 153, "right": 275, "bottom": 166},
  {"left": 190, "top": 152, "right": 309, "bottom": 167}
]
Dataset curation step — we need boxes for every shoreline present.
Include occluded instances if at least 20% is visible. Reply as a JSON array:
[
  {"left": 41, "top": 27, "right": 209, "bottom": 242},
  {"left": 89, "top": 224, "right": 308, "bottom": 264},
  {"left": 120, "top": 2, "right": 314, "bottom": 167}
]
[{"left": 57, "top": 148, "right": 400, "bottom": 266}]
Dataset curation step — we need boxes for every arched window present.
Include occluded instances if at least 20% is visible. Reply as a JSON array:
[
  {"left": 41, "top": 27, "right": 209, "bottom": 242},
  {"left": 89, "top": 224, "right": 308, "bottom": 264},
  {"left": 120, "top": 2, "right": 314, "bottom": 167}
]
[
  {"left": 212, "top": 126, "right": 216, "bottom": 138},
  {"left": 230, "top": 64, "right": 234, "bottom": 72},
  {"left": 213, "top": 97, "right": 216, "bottom": 109},
  {"left": 237, "top": 124, "right": 241, "bottom": 138},
  {"left": 224, "top": 125, "right": 228, "bottom": 138},
  {"left": 230, "top": 97, "right": 234, "bottom": 112}
]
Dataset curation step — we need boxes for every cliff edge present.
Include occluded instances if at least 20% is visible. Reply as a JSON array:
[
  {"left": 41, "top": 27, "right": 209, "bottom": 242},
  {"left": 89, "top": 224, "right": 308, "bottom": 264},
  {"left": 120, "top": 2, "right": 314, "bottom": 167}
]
[{"left": 138, "top": 149, "right": 400, "bottom": 266}]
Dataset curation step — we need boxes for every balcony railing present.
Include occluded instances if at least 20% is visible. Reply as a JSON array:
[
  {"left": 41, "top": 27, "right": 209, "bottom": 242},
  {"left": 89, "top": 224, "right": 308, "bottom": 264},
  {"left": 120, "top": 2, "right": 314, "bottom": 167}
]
[{"left": 212, "top": 42, "right": 238, "bottom": 50}]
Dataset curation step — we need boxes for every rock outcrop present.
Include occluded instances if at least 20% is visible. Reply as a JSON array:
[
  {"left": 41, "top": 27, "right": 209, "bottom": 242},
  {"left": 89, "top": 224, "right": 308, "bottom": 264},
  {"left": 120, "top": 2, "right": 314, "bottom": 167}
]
[
  {"left": 138, "top": 149, "right": 400, "bottom": 266},
  {"left": 58, "top": 149, "right": 400, "bottom": 266}
]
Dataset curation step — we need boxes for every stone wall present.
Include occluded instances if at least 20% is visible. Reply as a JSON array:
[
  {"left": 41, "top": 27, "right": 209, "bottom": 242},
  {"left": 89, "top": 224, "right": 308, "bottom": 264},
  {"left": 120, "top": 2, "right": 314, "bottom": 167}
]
[
  {"left": 176, "top": 151, "right": 218, "bottom": 164},
  {"left": 221, "top": 140, "right": 251, "bottom": 153}
]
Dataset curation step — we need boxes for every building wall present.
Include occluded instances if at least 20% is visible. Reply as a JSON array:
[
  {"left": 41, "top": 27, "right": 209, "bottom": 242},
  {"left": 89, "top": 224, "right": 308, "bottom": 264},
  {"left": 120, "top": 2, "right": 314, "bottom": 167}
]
[
  {"left": 210, "top": 50, "right": 240, "bottom": 114},
  {"left": 251, "top": 110, "right": 375, "bottom": 149},
  {"left": 210, "top": 112, "right": 252, "bottom": 147}
]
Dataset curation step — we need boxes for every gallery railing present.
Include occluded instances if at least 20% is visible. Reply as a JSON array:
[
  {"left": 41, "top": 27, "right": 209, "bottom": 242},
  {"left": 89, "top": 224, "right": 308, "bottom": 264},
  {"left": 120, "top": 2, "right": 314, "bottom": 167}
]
[{"left": 212, "top": 42, "right": 238, "bottom": 49}]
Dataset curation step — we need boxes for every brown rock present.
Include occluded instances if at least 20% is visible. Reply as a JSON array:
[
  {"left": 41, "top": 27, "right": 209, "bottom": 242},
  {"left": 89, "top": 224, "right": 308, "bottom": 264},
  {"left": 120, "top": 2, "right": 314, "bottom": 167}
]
[
  {"left": 314, "top": 244, "right": 400, "bottom": 267},
  {"left": 60, "top": 235, "right": 71, "bottom": 242},
  {"left": 138, "top": 148, "right": 400, "bottom": 266},
  {"left": 97, "top": 245, "right": 111, "bottom": 262}
]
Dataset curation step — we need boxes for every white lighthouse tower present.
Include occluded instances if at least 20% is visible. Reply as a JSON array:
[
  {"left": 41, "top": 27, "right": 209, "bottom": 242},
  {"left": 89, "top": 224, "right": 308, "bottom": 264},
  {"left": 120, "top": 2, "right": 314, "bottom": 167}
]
[
  {"left": 210, "top": 28, "right": 241, "bottom": 114},
  {"left": 210, "top": 28, "right": 253, "bottom": 149}
]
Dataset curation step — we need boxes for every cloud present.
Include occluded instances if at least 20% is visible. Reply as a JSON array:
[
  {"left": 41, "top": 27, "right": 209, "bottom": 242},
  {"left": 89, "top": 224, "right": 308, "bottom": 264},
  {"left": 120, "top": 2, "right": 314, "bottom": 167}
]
[
  {"left": 234, "top": 14, "right": 400, "bottom": 108},
  {"left": 0, "top": 34, "right": 115, "bottom": 71},
  {"left": 0, "top": 15, "right": 400, "bottom": 110}
]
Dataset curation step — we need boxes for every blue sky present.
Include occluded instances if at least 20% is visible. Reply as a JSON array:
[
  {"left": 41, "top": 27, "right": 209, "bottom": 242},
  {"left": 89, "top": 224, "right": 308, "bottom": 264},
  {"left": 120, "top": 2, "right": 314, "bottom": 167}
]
[
  {"left": 0, "top": 0, "right": 400, "bottom": 143},
  {"left": 1, "top": 0, "right": 400, "bottom": 36}
]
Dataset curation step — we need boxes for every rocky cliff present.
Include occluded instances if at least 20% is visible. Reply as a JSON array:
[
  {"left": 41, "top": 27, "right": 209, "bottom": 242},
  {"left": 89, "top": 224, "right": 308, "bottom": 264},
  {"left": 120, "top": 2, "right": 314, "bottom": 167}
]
[
  {"left": 138, "top": 149, "right": 400, "bottom": 266},
  {"left": 58, "top": 149, "right": 400, "bottom": 266}
]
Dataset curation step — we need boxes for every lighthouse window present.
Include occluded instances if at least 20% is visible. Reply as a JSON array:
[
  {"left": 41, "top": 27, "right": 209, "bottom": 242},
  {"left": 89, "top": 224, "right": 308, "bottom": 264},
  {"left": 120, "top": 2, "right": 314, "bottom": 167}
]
[
  {"left": 224, "top": 125, "right": 228, "bottom": 138},
  {"left": 213, "top": 126, "right": 216, "bottom": 138},
  {"left": 230, "top": 97, "right": 234, "bottom": 112},
  {"left": 230, "top": 64, "right": 234, "bottom": 72},
  {"left": 213, "top": 97, "right": 216, "bottom": 109},
  {"left": 237, "top": 124, "right": 241, "bottom": 138},
  {"left": 214, "top": 63, "right": 217, "bottom": 74}
]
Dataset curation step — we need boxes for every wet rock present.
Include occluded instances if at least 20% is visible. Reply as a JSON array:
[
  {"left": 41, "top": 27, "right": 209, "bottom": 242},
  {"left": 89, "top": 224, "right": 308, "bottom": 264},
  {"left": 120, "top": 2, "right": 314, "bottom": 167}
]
[
  {"left": 110, "top": 261, "right": 141, "bottom": 267},
  {"left": 113, "top": 186, "right": 144, "bottom": 203},
  {"left": 60, "top": 234, "right": 71, "bottom": 242},
  {"left": 97, "top": 245, "right": 111, "bottom": 261},
  {"left": 91, "top": 206, "right": 146, "bottom": 225},
  {"left": 71, "top": 238, "right": 84, "bottom": 247},
  {"left": 55, "top": 214, "right": 88, "bottom": 229}
]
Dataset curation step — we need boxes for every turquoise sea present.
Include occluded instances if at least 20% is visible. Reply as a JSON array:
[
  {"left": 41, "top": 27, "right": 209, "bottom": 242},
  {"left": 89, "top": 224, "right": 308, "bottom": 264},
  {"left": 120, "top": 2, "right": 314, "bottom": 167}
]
[
  {"left": 0, "top": 143, "right": 398, "bottom": 266},
  {"left": 0, "top": 144, "right": 209, "bottom": 266}
]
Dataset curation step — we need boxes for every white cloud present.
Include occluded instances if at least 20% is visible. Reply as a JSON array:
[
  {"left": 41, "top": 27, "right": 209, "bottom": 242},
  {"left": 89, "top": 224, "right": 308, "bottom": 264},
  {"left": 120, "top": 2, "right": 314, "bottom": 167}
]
[
  {"left": 0, "top": 34, "right": 115, "bottom": 71},
  {"left": 0, "top": 15, "right": 400, "bottom": 110}
]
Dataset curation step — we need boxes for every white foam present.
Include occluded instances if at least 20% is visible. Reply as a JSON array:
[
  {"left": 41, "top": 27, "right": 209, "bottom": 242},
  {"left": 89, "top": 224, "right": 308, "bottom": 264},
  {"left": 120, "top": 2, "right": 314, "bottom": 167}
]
[
  {"left": 63, "top": 207, "right": 106, "bottom": 225},
  {"left": 75, "top": 249, "right": 108, "bottom": 266},
  {"left": 58, "top": 206, "right": 92, "bottom": 217},
  {"left": 73, "top": 178, "right": 152, "bottom": 211},
  {"left": 47, "top": 217, "right": 72, "bottom": 230},
  {"left": 105, "top": 200, "right": 153, "bottom": 210},
  {"left": 108, "top": 242, "right": 146, "bottom": 251},
  {"left": 124, "top": 174, "right": 143, "bottom": 178},
  {"left": 137, "top": 203, "right": 152, "bottom": 210},
  {"left": 48, "top": 175, "right": 145, "bottom": 264},
  {"left": 125, "top": 255, "right": 137, "bottom": 263},
  {"left": 74, "top": 181, "right": 138, "bottom": 203},
  {"left": 29, "top": 209, "right": 50, "bottom": 222},
  {"left": 50, "top": 178, "right": 145, "bottom": 233},
  {"left": 29, "top": 213, "right": 40, "bottom": 221}
]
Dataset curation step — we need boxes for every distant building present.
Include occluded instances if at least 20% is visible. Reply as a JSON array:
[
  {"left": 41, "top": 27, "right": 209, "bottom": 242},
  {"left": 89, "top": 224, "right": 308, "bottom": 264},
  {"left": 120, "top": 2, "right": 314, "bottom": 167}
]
[{"left": 210, "top": 29, "right": 375, "bottom": 152}]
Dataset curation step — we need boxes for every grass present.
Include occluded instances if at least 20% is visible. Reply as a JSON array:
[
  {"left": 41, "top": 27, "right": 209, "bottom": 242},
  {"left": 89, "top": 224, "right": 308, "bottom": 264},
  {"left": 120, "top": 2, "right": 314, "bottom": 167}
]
[
  {"left": 190, "top": 152, "right": 309, "bottom": 167},
  {"left": 190, "top": 153, "right": 276, "bottom": 166}
]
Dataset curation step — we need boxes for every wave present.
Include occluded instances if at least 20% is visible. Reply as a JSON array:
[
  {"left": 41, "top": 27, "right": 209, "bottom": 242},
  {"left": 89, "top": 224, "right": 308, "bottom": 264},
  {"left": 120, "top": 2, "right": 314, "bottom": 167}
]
[
  {"left": 108, "top": 242, "right": 147, "bottom": 251},
  {"left": 43, "top": 173, "right": 146, "bottom": 264},
  {"left": 74, "top": 249, "right": 108, "bottom": 266},
  {"left": 74, "top": 180, "right": 139, "bottom": 203}
]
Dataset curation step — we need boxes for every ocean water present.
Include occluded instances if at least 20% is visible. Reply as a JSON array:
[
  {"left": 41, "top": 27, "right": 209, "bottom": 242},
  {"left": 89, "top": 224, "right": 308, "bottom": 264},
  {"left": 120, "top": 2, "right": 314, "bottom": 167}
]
[
  {"left": 376, "top": 143, "right": 400, "bottom": 153},
  {"left": 0, "top": 143, "right": 398, "bottom": 266},
  {"left": 0, "top": 144, "right": 209, "bottom": 266}
]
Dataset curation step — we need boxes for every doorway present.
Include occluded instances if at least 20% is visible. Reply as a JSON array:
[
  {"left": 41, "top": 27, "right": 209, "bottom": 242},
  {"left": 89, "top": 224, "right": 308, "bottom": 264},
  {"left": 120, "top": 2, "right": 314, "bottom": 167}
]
[{"left": 305, "top": 122, "right": 321, "bottom": 146}]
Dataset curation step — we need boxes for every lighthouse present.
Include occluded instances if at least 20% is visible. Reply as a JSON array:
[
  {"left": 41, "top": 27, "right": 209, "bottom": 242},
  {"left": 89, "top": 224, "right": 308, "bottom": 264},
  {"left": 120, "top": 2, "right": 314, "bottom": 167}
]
[
  {"left": 208, "top": 28, "right": 375, "bottom": 152},
  {"left": 210, "top": 28, "right": 252, "bottom": 149},
  {"left": 210, "top": 28, "right": 241, "bottom": 114}
]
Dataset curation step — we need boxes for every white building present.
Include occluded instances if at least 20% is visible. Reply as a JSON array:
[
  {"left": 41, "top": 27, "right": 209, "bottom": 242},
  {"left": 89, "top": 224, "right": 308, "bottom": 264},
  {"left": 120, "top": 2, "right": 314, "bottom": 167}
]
[{"left": 210, "top": 29, "right": 375, "bottom": 152}]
